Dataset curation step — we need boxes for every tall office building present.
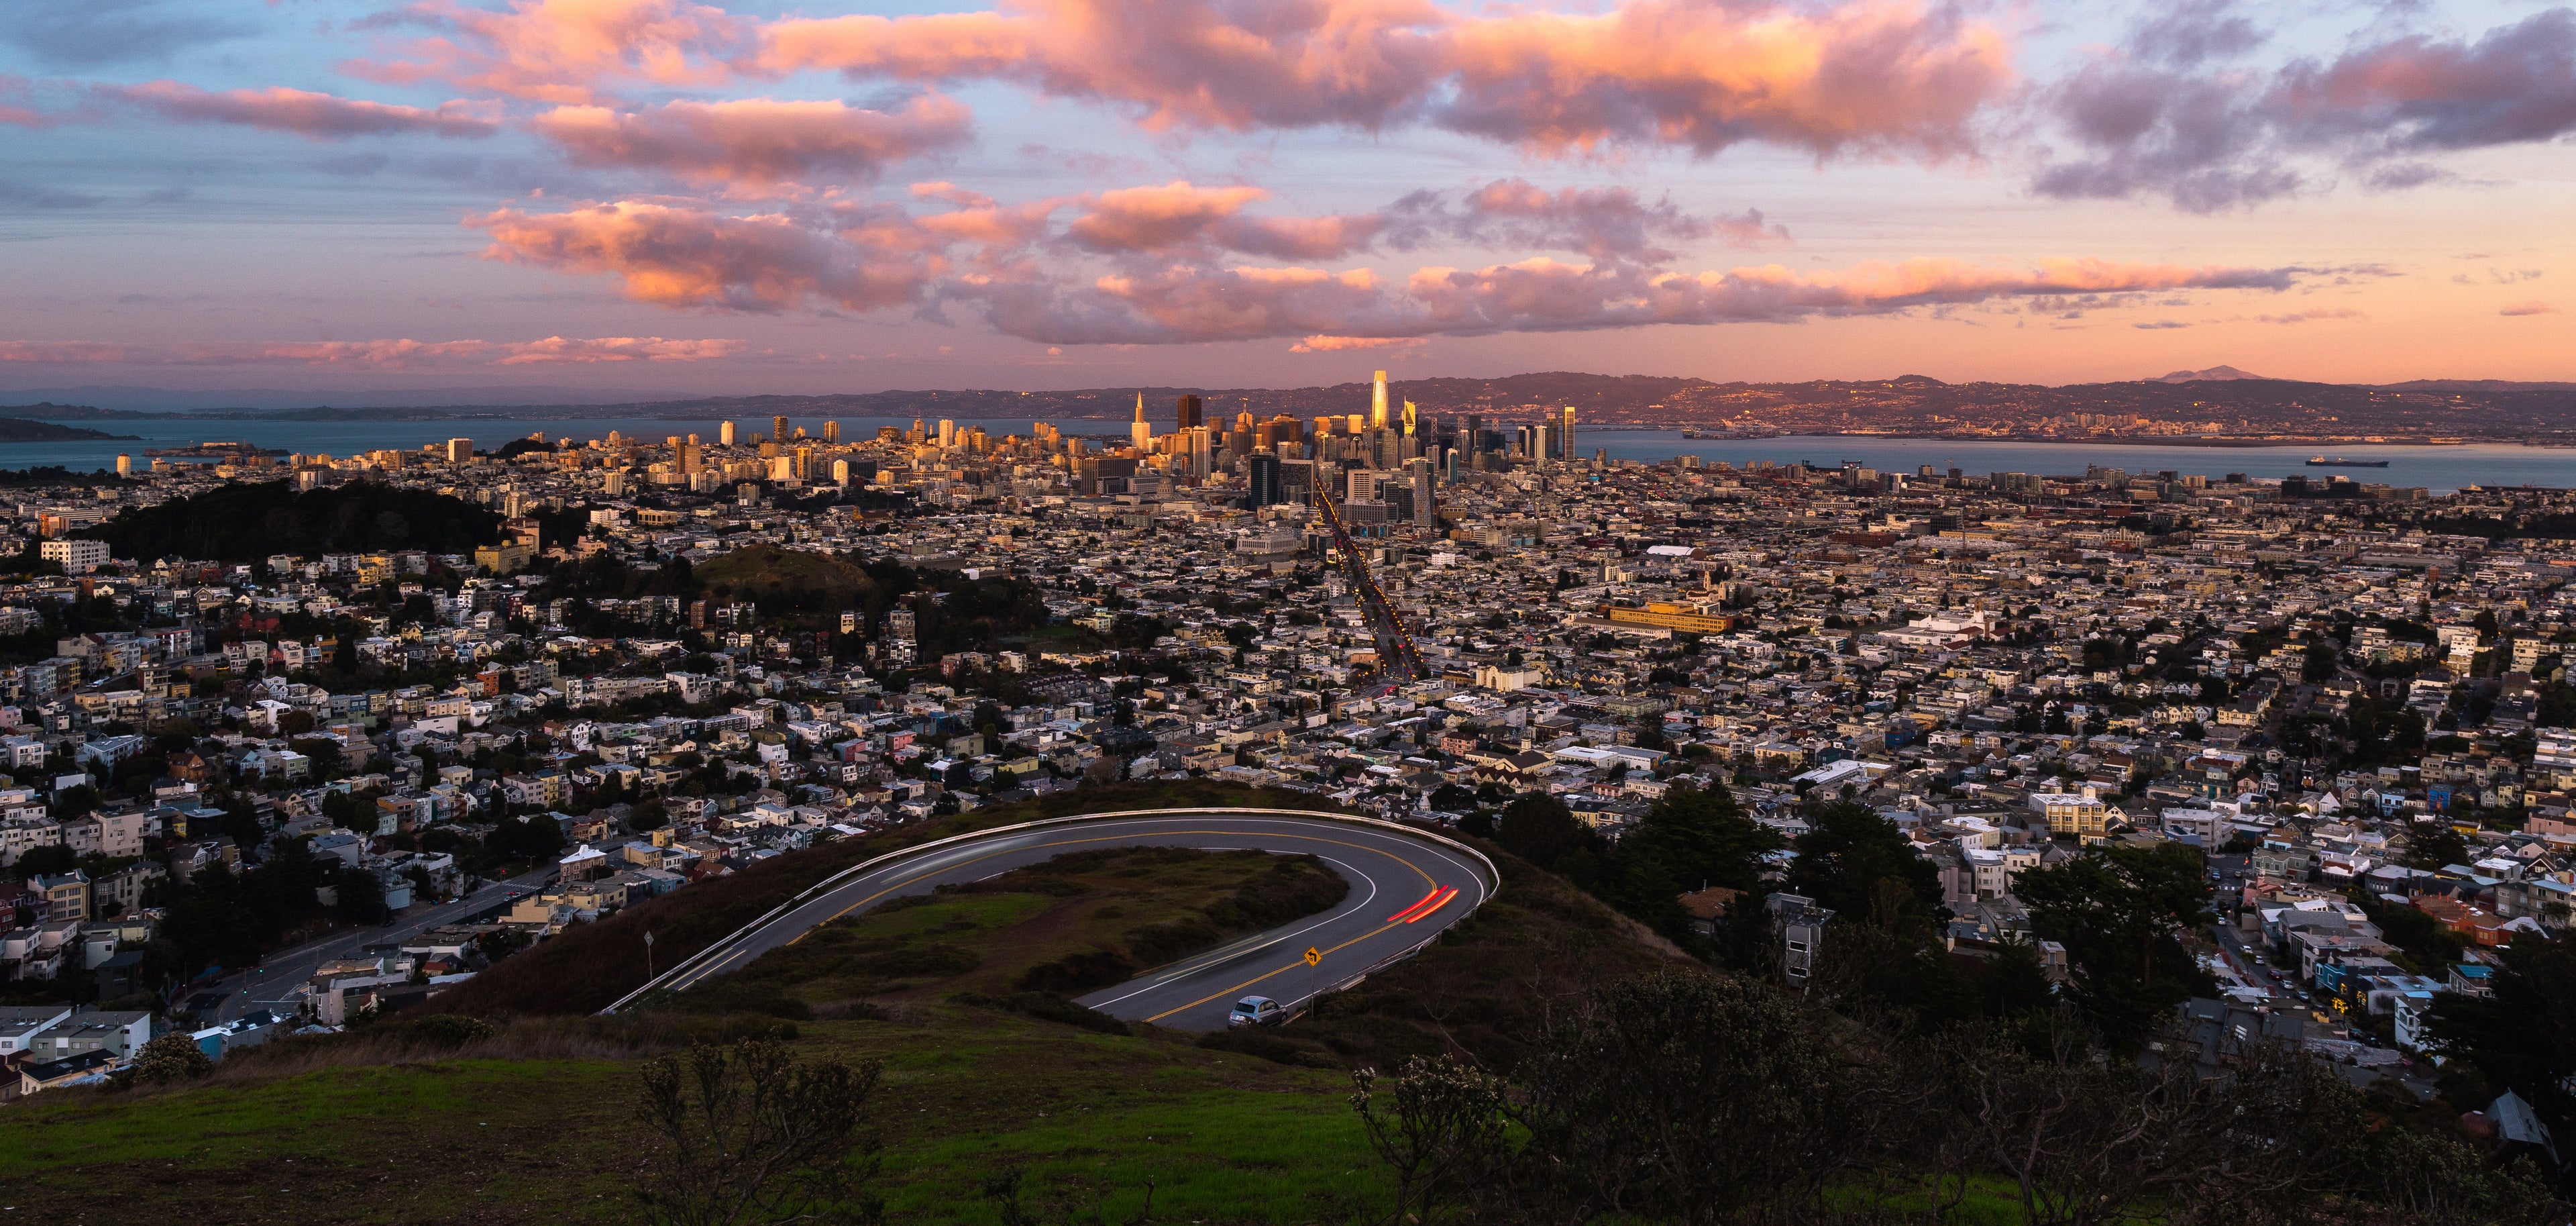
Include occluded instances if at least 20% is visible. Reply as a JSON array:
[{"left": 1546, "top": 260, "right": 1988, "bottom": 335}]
[
  {"left": 823, "top": 420, "right": 840, "bottom": 444},
  {"left": 446, "top": 438, "right": 474, "bottom": 465},
  {"left": 938, "top": 419, "right": 957, "bottom": 448},
  {"left": 1561, "top": 406, "right": 1577, "bottom": 460},
  {"left": 771, "top": 415, "right": 791, "bottom": 444},
  {"left": 720, "top": 420, "right": 736, "bottom": 446},
  {"left": 1401, "top": 399, "right": 1417, "bottom": 436},
  {"left": 1246, "top": 452, "right": 1283, "bottom": 507},
  {"left": 1177, "top": 393, "right": 1203, "bottom": 431},
  {"left": 1371, "top": 370, "right": 1389, "bottom": 429},
  {"left": 1407, "top": 458, "right": 1435, "bottom": 526}
]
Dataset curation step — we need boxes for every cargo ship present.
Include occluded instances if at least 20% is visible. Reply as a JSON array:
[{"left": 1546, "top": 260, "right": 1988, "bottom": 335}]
[{"left": 2305, "top": 456, "right": 2390, "bottom": 468}]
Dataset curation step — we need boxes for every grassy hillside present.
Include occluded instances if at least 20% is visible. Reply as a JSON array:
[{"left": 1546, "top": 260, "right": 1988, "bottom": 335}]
[
  {"left": 0, "top": 807, "right": 1672, "bottom": 1224},
  {"left": 425, "top": 780, "right": 1356, "bottom": 1017},
  {"left": 0, "top": 1010, "right": 1381, "bottom": 1225},
  {"left": 694, "top": 543, "right": 876, "bottom": 601}
]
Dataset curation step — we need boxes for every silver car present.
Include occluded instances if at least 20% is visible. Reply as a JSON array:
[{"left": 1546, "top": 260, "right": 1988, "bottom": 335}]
[{"left": 1228, "top": 996, "right": 1285, "bottom": 1029}]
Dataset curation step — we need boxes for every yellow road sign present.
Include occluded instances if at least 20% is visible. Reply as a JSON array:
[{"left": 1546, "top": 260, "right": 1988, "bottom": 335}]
[{"left": 1303, "top": 947, "right": 1322, "bottom": 967}]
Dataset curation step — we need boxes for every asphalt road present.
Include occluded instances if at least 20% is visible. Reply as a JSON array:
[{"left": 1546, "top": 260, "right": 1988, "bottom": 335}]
[
  {"left": 203, "top": 868, "right": 555, "bottom": 1024},
  {"left": 651, "top": 811, "right": 1495, "bottom": 1031}
]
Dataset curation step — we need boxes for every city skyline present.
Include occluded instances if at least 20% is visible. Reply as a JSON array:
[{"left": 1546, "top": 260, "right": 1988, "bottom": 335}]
[{"left": 1, "top": 0, "right": 2571, "bottom": 397}]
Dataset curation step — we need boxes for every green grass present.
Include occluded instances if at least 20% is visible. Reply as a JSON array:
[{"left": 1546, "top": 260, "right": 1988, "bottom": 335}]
[{"left": 0, "top": 1010, "right": 1388, "bottom": 1225}]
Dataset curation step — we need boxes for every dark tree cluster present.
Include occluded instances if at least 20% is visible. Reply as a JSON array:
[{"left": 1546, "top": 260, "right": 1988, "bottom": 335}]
[{"left": 78, "top": 479, "right": 500, "bottom": 562}]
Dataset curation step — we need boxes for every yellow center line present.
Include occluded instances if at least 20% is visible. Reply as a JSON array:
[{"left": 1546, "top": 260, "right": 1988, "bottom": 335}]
[
  {"left": 1144, "top": 917, "right": 1421, "bottom": 1024},
  {"left": 779, "top": 828, "right": 1436, "bottom": 946}
]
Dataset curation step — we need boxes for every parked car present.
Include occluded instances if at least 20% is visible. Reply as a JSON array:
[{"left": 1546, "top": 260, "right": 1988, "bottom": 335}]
[{"left": 1228, "top": 996, "right": 1285, "bottom": 1029}]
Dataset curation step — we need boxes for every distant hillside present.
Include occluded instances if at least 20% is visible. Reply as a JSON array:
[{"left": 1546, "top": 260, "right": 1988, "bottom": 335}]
[
  {"left": 78, "top": 480, "right": 500, "bottom": 562},
  {"left": 2153, "top": 365, "right": 2267, "bottom": 382},
  {"left": 0, "top": 402, "right": 153, "bottom": 421},
  {"left": 0, "top": 416, "right": 140, "bottom": 441}
]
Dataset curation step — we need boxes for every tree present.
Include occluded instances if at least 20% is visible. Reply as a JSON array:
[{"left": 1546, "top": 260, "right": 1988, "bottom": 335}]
[
  {"left": 636, "top": 1037, "right": 883, "bottom": 1226},
  {"left": 1348, "top": 1056, "right": 1509, "bottom": 1224},
  {"left": 2014, "top": 843, "right": 2215, "bottom": 1052},
  {"left": 2405, "top": 819, "right": 2470, "bottom": 870},
  {"left": 1616, "top": 782, "right": 1776, "bottom": 897},
  {"left": 1782, "top": 801, "right": 1941, "bottom": 930},
  {"left": 2428, "top": 933, "right": 2576, "bottom": 1141},
  {"left": 335, "top": 864, "right": 386, "bottom": 925},
  {"left": 1510, "top": 972, "right": 1876, "bottom": 1223},
  {"left": 11, "top": 843, "right": 76, "bottom": 880},
  {"left": 119, "top": 1033, "right": 214, "bottom": 1086},
  {"left": 1493, "top": 793, "right": 1591, "bottom": 874}
]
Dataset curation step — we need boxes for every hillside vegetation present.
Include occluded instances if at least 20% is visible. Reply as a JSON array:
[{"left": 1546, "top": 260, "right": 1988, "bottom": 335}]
[
  {"left": 694, "top": 543, "right": 876, "bottom": 601},
  {"left": 78, "top": 480, "right": 499, "bottom": 562}
]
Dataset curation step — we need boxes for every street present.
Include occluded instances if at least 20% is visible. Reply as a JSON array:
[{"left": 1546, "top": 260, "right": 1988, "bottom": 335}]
[{"left": 199, "top": 866, "right": 555, "bottom": 1024}]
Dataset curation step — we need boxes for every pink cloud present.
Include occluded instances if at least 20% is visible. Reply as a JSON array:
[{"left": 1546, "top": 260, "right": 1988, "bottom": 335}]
[
  {"left": 2256, "top": 308, "right": 2365, "bottom": 323},
  {"left": 115, "top": 81, "right": 500, "bottom": 138},
  {"left": 470, "top": 200, "right": 934, "bottom": 311},
  {"left": 1413, "top": 178, "right": 1788, "bottom": 261},
  {"left": 0, "top": 336, "right": 747, "bottom": 366},
  {"left": 531, "top": 95, "right": 970, "bottom": 187},
  {"left": 378, "top": 0, "right": 2013, "bottom": 160},
  {"left": 2500, "top": 301, "right": 2557, "bottom": 317},
  {"left": 350, "top": 0, "right": 752, "bottom": 104}
]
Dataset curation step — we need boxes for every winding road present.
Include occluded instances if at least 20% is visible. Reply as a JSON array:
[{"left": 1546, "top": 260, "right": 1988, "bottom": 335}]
[{"left": 613, "top": 809, "right": 1497, "bottom": 1031}]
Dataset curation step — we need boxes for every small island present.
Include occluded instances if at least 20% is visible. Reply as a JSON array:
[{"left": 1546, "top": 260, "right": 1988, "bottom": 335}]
[{"left": 0, "top": 414, "right": 143, "bottom": 442}]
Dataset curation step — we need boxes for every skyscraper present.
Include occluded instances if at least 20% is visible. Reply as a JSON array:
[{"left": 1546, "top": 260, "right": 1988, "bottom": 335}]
[
  {"left": 1177, "top": 393, "right": 1203, "bottom": 430},
  {"left": 1401, "top": 399, "right": 1417, "bottom": 436},
  {"left": 772, "top": 415, "right": 790, "bottom": 444},
  {"left": 1371, "top": 370, "right": 1389, "bottom": 429},
  {"left": 1131, "top": 393, "right": 1152, "bottom": 451},
  {"left": 1246, "top": 452, "right": 1283, "bottom": 507},
  {"left": 823, "top": 420, "right": 840, "bottom": 444},
  {"left": 938, "top": 419, "right": 956, "bottom": 448},
  {"left": 719, "top": 420, "right": 736, "bottom": 446},
  {"left": 1561, "top": 406, "right": 1577, "bottom": 460}
]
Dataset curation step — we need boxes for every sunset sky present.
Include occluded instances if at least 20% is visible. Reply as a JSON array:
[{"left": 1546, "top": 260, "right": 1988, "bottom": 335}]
[{"left": 2, "top": 0, "right": 2571, "bottom": 397}]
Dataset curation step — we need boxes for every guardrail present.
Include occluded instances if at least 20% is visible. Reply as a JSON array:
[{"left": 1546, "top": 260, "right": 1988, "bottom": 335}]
[{"left": 598, "top": 807, "right": 1499, "bottom": 1015}]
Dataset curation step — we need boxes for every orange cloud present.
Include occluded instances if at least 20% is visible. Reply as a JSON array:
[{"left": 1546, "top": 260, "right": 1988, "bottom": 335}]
[
  {"left": 471, "top": 200, "right": 934, "bottom": 311},
  {"left": 118, "top": 82, "right": 500, "bottom": 138},
  {"left": 1438, "top": 0, "right": 2011, "bottom": 156},
  {"left": 1290, "top": 335, "right": 1428, "bottom": 352},
  {"left": 531, "top": 95, "right": 969, "bottom": 187},
  {"left": 2500, "top": 301, "right": 2556, "bottom": 316}
]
